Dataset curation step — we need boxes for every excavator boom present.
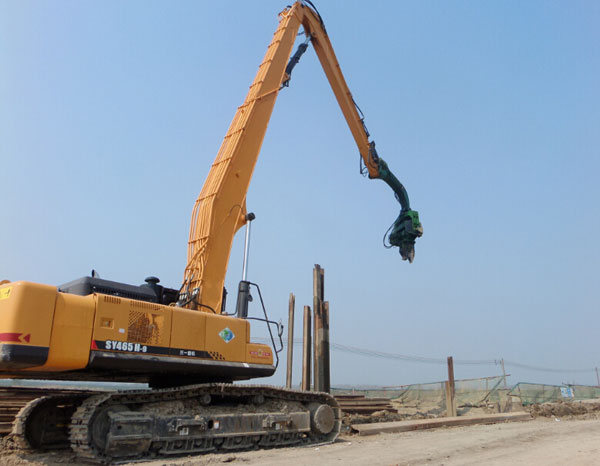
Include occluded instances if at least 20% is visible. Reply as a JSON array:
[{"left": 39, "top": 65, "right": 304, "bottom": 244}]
[{"left": 183, "top": 1, "right": 423, "bottom": 314}]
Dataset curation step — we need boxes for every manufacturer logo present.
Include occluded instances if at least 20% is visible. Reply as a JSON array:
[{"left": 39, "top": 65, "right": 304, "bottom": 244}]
[{"left": 219, "top": 327, "right": 235, "bottom": 343}]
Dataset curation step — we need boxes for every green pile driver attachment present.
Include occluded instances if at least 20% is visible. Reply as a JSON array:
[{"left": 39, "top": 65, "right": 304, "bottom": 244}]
[{"left": 377, "top": 158, "right": 423, "bottom": 263}]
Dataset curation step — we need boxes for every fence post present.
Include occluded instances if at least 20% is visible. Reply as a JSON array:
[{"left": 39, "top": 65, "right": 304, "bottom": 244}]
[
  {"left": 301, "top": 306, "right": 311, "bottom": 391},
  {"left": 501, "top": 358, "right": 507, "bottom": 388},
  {"left": 286, "top": 293, "right": 295, "bottom": 389},
  {"left": 446, "top": 356, "right": 457, "bottom": 417}
]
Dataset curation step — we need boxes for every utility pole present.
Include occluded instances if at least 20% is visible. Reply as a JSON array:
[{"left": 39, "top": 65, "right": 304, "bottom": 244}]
[
  {"left": 501, "top": 358, "right": 507, "bottom": 389},
  {"left": 596, "top": 367, "right": 600, "bottom": 387}
]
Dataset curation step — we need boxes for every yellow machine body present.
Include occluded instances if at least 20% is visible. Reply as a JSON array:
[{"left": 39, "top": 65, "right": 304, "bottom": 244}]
[{"left": 0, "top": 281, "right": 273, "bottom": 383}]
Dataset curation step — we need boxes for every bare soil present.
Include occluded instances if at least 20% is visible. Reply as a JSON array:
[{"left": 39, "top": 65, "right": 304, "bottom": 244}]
[
  {"left": 1, "top": 401, "right": 599, "bottom": 466},
  {"left": 527, "top": 399, "right": 600, "bottom": 419}
]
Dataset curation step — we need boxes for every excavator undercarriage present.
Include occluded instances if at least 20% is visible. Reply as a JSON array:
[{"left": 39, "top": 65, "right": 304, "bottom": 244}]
[{"left": 11, "top": 385, "right": 340, "bottom": 463}]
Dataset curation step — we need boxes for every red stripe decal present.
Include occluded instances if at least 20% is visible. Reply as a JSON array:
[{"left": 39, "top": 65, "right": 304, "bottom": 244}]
[
  {"left": 91, "top": 340, "right": 98, "bottom": 350},
  {"left": 0, "top": 333, "right": 22, "bottom": 343}
]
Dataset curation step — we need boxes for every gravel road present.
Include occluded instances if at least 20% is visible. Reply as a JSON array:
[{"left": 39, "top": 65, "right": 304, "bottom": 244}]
[{"left": 2, "top": 417, "right": 599, "bottom": 466}]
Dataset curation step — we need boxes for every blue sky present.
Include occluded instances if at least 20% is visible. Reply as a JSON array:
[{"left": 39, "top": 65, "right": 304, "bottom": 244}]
[{"left": 1, "top": 1, "right": 599, "bottom": 387}]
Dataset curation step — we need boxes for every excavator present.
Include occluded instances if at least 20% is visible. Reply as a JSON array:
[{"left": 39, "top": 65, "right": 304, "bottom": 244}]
[{"left": 0, "top": 1, "right": 422, "bottom": 462}]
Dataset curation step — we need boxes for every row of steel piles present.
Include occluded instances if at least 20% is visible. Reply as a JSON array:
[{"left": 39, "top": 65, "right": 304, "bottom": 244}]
[{"left": 285, "top": 264, "right": 330, "bottom": 393}]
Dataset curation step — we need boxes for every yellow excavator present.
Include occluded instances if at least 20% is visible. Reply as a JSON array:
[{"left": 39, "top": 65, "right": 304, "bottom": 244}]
[{"left": 0, "top": 1, "right": 422, "bottom": 461}]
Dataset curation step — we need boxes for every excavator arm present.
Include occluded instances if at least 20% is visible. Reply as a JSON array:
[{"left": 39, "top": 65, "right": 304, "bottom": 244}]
[
  {"left": 291, "top": 1, "right": 423, "bottom": 262},
  {"left": 181, "top": 1, "right": 423, "bottom": 312}
]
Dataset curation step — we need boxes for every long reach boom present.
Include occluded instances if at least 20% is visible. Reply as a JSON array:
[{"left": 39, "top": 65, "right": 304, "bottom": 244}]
[{"left": 181, "top": 1, "right": 422, "bottom": 312}]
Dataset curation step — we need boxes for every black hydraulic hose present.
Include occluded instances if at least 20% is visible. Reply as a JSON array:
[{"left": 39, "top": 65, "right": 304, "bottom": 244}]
[
  {"left": 377, "top": 158, "right": 411, "bottom": 211},
  {"left": 303, "top": 0, "right": 326, "bottom": 33}
]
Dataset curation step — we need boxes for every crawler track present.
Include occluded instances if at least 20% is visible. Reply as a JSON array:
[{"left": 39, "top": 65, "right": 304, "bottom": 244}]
[
  {"left": 8, "top": 384, "right": 341, "bottom": 463},
  {"left": 13, "top": 394, "right": 89, "bottom": 450},
  {"left": 70, "top": 384, "right": 340, "bottom": 463}
]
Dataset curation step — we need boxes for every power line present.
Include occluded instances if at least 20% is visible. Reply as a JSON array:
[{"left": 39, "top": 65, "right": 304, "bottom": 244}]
[
  {"left": 330, "top": 342, "right": 495, "bottom": 366},
  {"left": 254, "top": 338, "right": 597, "bottom": 374},
  {"left": 254, "top": 338, "right": 493, "bottom": 365},
  {"left": 503, "top": 360, "right": 594, "bottom": 374}
]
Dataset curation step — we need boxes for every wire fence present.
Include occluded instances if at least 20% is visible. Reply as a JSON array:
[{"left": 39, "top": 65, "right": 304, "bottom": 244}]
[
  {"left": 509, "top": 383, "right": 600, "bottom": 405},
  {"left": 332, "top": 376, "right": 600, "bottom": 417},
  {"left": 332, "top": 375, "right": 510, "bottom": 416}
]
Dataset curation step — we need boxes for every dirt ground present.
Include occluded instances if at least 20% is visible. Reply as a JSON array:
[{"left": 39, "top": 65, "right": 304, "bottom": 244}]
[{"left": 1, "top": 401, "right": 599, "bottom": 466}]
